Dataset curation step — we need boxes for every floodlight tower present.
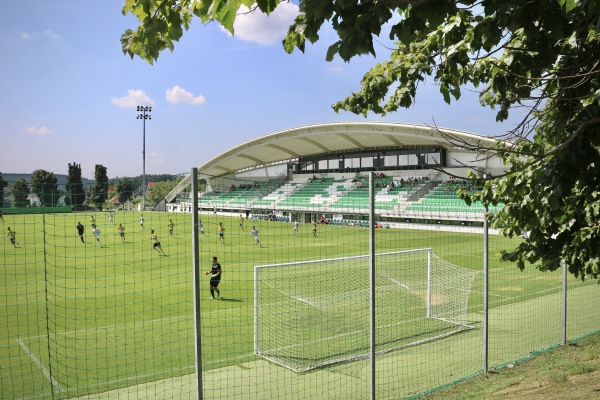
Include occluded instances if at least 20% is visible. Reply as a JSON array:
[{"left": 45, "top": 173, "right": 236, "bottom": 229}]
[{"left": 137, "top": 106, "right": 152, "bottom": 211}]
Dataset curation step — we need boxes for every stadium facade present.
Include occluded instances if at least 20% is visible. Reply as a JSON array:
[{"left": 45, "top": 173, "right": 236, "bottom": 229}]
[{"left": 161, "top": 121, "right": 508, "bottom": 226}]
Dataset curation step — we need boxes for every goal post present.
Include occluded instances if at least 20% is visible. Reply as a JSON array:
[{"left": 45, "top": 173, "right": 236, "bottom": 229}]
[{"left": 254, "top": 249, "right": 478, "bottom": 372}]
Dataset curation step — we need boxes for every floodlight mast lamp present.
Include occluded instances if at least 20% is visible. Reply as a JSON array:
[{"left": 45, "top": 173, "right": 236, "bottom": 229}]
[{"left": 137, "top": 106, "right": 152, "bottom": 211}]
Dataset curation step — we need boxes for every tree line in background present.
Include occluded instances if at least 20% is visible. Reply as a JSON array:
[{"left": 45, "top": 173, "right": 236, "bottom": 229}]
[{"left": 0, "top": 166, "right": 183, "bottom": 210}]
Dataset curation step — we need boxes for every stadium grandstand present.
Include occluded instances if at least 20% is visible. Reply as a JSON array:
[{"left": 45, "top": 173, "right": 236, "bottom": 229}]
[{"left": 158, "top": 121, "right": 507, "bottom": 226}]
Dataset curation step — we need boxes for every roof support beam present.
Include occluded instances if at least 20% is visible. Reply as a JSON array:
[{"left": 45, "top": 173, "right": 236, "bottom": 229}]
[
  {"left": 337, "top": 133, "right": 365, "bottom": 149},
  {"left": 237, "top": 154, "right": 263, "bottom": 165},
  {"left": 299, "top": 137, "right": 330, "bottom": 153},
  {"left": 383, "top": 134, "right": 405, "bottom": 147},
  {"left": 266, "top": 144, "right": 300, "bottom": 158},
  {"left": 165, "top": 174, "right": 192, "bottom": 203},
  {"left": 213, "top": 165, "right": 234, "bottom": 174}
]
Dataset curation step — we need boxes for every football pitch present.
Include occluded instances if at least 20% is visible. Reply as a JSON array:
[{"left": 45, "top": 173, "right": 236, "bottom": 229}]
[{"left": 1, "top": 210, "right": 596, "bottom": 399}]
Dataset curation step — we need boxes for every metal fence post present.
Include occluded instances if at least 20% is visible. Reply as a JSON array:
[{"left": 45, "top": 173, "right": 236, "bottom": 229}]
[
  {"left": 369, "top": 171, "right": 376, "bottom": 400},
  {"left": 562, "top": 265, "right": 568, "bottom": 344},
  {"left": 191, "top": 168, "right": 203, "bottom": 400},
  {"left": 483, "top": 205, "right": 489, "bottom": 374}
]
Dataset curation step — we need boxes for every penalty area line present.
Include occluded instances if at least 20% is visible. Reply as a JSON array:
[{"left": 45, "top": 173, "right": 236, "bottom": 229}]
[{"left": 17, "top": 338, "right": 66, "bottom": 393}]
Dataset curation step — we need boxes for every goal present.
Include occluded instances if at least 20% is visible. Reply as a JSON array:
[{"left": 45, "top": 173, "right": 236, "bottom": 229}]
[{"left": 254, "top": 249, "right": 479, "bottom": 372}]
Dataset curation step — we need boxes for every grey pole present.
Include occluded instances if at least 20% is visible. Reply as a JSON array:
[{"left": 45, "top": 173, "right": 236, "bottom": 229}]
[
  {"left": 562, "top": 264, "right": 567, "bottom": 344},
  {"left": 136, "top": 106, "right": 151, "bottom": 211},
  {"left": 483, "top": 204, "right": 489, "bottom": 374},
  {"left": 191, "top": 168, "right": 203, "bottom": 400},
  {"left": 369, "top": 171, "right": 376, "bottom": 400}
]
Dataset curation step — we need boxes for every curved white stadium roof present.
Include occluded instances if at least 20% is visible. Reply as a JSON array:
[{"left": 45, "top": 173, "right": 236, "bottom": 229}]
[{"left": 166, "top": 122, "right": 500, "bottom": 202}]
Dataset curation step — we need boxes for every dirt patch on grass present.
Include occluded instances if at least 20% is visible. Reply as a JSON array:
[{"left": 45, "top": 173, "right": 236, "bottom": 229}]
[
  {"left": 486, "top": 369, "right": 600, "bottom": 400},
  {"left": 420, "top": 335, "right": 600, "bottom": 400}
]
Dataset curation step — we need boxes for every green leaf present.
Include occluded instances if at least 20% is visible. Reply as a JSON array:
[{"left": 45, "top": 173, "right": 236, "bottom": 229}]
[
  {"left": 326, "top": 42, "right": 340, "bottom": 62},
  {"left": 256, "top": 0, "right": 279, "bottom": 14},
  {"left": 564, "top": 0, "right": 577, "bottom": 14}
]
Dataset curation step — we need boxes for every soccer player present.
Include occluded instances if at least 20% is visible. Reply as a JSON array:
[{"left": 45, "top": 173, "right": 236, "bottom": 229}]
[
  {"left": 168, "top": 219, "right": 175, "bottom": 238},
  {"left": 6, "top": 227, "right": 17, "bottom": 248},
  {"left": 76, "top": 221, "right": 85, "bottom": 243},
  {"left": 151, "top": 229, "right": 165, "bottom": 255},
  {"left": 294, "top": 220, "right": 300, "bottom": 235},
  {"left": 312, "top": 219, "right": 317, "bottom": 237},
  {"left": 239, "top": 214, "right": 245, "bottom": 231},
  {"left": 108, "top": 212, "right": 114, "bottom": 225},
  {"left": 199, "top": 220, "right": 205, "bottom": 236},
  {"left": 92, "top": 226, "right": 102, "bottom": 247},
  {"left": 89, "top": 215, "right": 96, "bottom": 228},
  {"left": 217, "top": 222, "right": 225, "bottom": 245},
  {"left": 0, "top": 209, "right": 3, "bottom": 220},
  {"left": 204, "top": 256, "right": 222, "bottom": 299},
  {"left": 117, "top": 223, "right": 126, "bottom": 243},
  {"left": 251, "top": 225, "right": 261, "bottom": 246},
  {"left": 139, "top": 215, "right": 145, "bottom": 230}
]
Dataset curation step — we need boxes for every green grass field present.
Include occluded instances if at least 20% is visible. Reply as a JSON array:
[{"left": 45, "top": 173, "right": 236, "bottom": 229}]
[{"left": 1, "top": 211, "right": 597, "bottom": 399}]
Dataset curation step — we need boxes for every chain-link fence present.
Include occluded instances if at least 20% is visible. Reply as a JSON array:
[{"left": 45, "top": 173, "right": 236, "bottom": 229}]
[{"left": 1, "top": 173, "right": 598, "bottom": 399}]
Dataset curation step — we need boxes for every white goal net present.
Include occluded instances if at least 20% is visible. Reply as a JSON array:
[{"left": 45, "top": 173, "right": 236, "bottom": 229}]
[{"left": 254, "top": 249, "right": 479, "bottom": 372}]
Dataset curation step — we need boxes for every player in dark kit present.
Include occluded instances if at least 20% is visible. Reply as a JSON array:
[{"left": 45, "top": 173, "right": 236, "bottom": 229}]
[
  {"left": 77, "top": 221, "right": 85, "bottom": 243},
  {"left": 205, "top": 256, "right": 222, "bottom": 299}
]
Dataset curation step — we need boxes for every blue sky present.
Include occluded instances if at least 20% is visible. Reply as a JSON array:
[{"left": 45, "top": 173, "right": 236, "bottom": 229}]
[{"left": 0, "top": 1, "right": 520, "bottom": 180}]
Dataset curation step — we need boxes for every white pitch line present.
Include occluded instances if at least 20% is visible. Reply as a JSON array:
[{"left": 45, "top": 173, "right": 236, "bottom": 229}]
[
  {"left": 12, "top": 306, "right": 257, "bottom": 393},
  {"left": 16, "top": 338, "right": 65, "bottom": 392},
  {"left": 389, "top": 278, "right": 410, "bottom": 289},
  {"left": 16, "top": 338, "right": 256, "bottom": 394},
  {"left": 17, "top": 391, "right": 55, "bottom": 400},
  {"left": 259, "top": 278, "right": 319, "bottom": 307},
  {"left": 21, "top": 304, "right": 253, "bottom": 342},
  {"left": 46, "top": 353, "right": 258, "bottom": 396},
  {"left": 85, "top": 351, "right": 258, "bottom": 389},
  {"left": 469, "top": 281, "right": 590, "bottom": 309},
  {"left": 470, "top": 290, "right": 511, "bottom": 299}
]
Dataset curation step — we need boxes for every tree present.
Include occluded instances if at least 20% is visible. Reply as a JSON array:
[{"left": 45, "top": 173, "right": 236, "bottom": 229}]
[
  {"left": 121, "top": 174, "right": 178, "bottom": 192},
  {"left": 12, "top": 178, "right": 30, "bottom": 208},
  {"left": 146, "top": 179, "right": 181, "bottom": 208},
  {"left": 66, "top": 162, "right": 86, "bottom": 209},
  {"left": 0, "top": 173, "right": 7, "bottom": 208},
  {"left": 121, "top": 1, "right": 600, "bottom": 280},
  {"left": 92, "top": 164, "right": 109, "bottom": 211},
  {"left": 30, "top": 169, "right": 59, "bottom": 207},
  {"left": 115, "top": 177, "right": 135, "bottom": 207}
]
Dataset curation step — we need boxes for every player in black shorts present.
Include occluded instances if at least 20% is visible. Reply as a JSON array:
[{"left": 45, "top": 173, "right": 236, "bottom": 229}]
[
  {"left": 77, "top": 221, "right": 85, "bottom": 243},
  {"left": 205, "top": 256, "right": 222, "bottom": 299},
  {"left": 7, "top": 227, "right": 17, "bottom": 248},
  {"left": 151, "top": 229, "right": 165, "bottom": 255}
]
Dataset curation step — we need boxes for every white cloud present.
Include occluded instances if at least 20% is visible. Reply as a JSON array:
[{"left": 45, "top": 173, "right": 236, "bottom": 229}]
[
  {"left": 20, "top": 29, "right": 61, "bottom": 41},
  {"left": 24, "top": 126, "right": 53, "bottom": 136},
  {"left": 42, "top": 29, "right": 61, "bottom": 41},
  {"left": 165, "top": 86, "right": 206, "bottom": 105},
  {"left": 111, "top": 89, "right": 155, "bottom": 108},
  {"left": 328, "top": 66, "right": 345, "bottom": 73},
  {"left": 226, "top": 3, "right": 299, "bottom": 45}
]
